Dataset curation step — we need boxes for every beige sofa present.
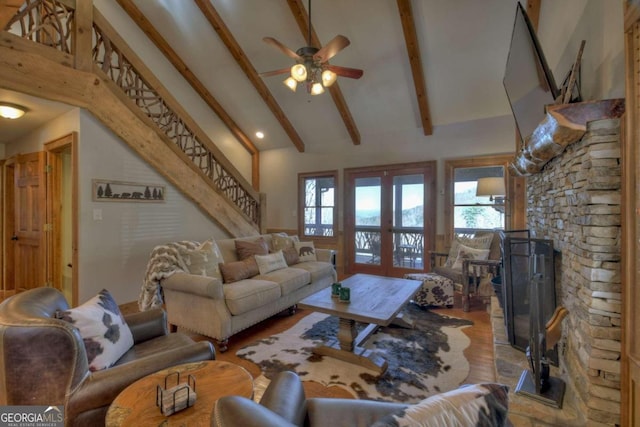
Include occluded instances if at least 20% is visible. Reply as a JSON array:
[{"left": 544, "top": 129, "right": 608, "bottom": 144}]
[{"left": 160, "top": 234, "right": 336, "bottom": 351}]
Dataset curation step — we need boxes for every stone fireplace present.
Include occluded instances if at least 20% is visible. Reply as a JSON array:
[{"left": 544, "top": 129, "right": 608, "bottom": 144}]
[{"left": 496, "top": 117, "right": 621, "bottom": 426}]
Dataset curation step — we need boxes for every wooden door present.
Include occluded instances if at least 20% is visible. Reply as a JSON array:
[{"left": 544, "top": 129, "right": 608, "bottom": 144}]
[
  {"left": 13, "top": 152, "right": 46, "bottom": 292},
  {"left": 623, "top": 2, "right": 640, "bottom": 425},
  {"left": 344, "top": 162, "right": 436, "bottom": 277}
]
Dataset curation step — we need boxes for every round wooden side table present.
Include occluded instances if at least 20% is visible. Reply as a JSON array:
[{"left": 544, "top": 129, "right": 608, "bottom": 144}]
[{"left": 106, "top": 360, "right": 253, "bottom": 426}]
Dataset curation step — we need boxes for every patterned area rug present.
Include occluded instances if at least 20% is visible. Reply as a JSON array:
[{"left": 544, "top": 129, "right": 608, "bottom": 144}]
[{"left": 237, "top": 303, "right": 473, "bottom": 403}]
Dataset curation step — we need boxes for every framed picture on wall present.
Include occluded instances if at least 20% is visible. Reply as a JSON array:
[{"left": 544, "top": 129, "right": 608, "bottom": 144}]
[{"left": 92, "top": 179, "right": 165, "bottom": 203}]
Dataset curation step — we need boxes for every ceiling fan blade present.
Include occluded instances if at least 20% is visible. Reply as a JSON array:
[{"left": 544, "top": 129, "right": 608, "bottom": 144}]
[
  {"left": 326, "top": 64, "right": 363, "bottom": 79},
  {"left": 313, "top": 35, "right": 350, "bottom": 63},
  {"left": 259, "top": 68, "right": 291, "bottom": 78},
  {"left": 263, "top": 37, "right": 301, "bottom": 61}
]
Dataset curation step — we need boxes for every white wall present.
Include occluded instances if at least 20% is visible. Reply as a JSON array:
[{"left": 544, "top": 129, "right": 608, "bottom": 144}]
[
  {"left": 3, "top": 108, "right": 229, "bottom": 305},
  {"left": 538, "top": 0, "right": 624, "bottom": 100},
  {"left": 77, "top": 110, "right": 229, "bottom": 303},
  {"left": 261, "top": 114, "right": 516, "bottom": 234}
]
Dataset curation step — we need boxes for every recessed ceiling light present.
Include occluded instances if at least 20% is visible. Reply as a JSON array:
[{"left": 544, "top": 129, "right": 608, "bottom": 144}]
[
  {"left": 255, "top": 131, "right": 265, "bottom": 139},
  {"left": 0, "top": 103, "right": 26, "bottom": 120}
]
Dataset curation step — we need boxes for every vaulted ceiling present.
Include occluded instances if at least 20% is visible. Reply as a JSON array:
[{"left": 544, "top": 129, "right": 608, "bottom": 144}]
[{"left": 2, "top": 0, "right": 524, "bottom": 152}]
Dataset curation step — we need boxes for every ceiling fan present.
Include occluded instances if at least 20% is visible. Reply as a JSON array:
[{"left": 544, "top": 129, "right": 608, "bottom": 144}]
[{"left": 260, "top": 0, "right": 363, "bottom": 95}]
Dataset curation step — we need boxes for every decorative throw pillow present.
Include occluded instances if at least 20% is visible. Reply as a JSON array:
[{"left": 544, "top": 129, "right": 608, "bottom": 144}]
[
  {"left": 294, "top": 241, "right": 317, "bottom": 262},
  {"left": 451, "top": 244, "right": 491, "bottom": 270},
  {"left": 271, "top": 233, "right": 300, "bottom": 252},
  {"left": 219, "top": 257, "right": 259, "bottom": 283},
  {"left": 181, "top": 239, "right": 223, "bottom": 280},
  {"left": 445, "top": 233, "right": 494, "bottom": 268},
  {"left": 371, "top": 383, "right": 509, "bottom": 427},
  {"left": 282, "top": 247, "right": 300, "bottom": 266},
  {"left": 235, "top": 238, "right": 269, "bottom": 260},
  {"left": 255, "top": 251, "right": 288, "bottom": 275},
  {"left": 56, "top": 289, "right": 134, "bottom": 372}
]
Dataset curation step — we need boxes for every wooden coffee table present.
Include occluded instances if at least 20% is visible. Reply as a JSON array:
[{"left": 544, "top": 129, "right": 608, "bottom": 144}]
[
  {"left": 298, "top": 273, "right": 422, "bottom": 374},
  {"left": 105, "top": 360, "right": 253, "bottom": 426}
]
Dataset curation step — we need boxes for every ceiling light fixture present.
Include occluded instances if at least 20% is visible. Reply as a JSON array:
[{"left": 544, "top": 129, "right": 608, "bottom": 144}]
[
  {"left": 261, "top": 0, "right": 362, "bottom": 96},
  {"left": 0, "top": 103, "right": 26, "bottom": 119}
]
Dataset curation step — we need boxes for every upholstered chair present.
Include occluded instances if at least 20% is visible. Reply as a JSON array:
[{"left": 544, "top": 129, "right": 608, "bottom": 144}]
[
  {"left": 430, "top": 230, "right": 502, "bottom": 311},
  {"left": 212, "top": 371, "right": 510, "bottom": 427},
  {"left": 0, "top": 287, "right": 215, "bottom": 427}
]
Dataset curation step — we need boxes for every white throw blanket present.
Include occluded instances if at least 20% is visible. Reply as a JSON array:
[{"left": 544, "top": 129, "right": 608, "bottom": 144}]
[{"left": 138, "top": 241, "right": 199, "bottom": 311}]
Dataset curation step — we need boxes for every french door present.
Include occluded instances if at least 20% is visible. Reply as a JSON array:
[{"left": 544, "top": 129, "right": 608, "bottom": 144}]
[{"left": 344, "top": 162, "right": 436, "bottom": 277}]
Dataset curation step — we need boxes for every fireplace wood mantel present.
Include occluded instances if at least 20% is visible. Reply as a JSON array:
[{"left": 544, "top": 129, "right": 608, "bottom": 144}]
[{"left": 509, "top": 99, "right": 625, "bottom": 176}]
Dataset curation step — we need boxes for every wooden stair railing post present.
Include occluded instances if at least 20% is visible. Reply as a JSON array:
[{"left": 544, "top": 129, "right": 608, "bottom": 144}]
[{"left": 72, "top": 0, "right": 92, "bottom": 72}]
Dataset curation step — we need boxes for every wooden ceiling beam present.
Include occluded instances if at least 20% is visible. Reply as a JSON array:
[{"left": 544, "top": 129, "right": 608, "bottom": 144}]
[
  {"left": 396, "top": 0, "right": 433, "bottom": 136},
  {"left": 526, "top": 0, "right": 541, "bottom": 30},
  {"left": 287, "top": 0, "right": 361, "bottom": 145},
  {"left": 115, "top": 0, "right": 258, "bottom": 156},
  {"left": 0, "top": 0, "right": 23, "bottom": 29},
  {"left": 194, "top": 0, "right": 305, "bottom": 152}
]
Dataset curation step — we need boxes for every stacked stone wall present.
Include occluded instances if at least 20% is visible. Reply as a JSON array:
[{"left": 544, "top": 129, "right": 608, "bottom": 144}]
[{"left": 526, "top": 118, "right": 621, "bottom": 426}]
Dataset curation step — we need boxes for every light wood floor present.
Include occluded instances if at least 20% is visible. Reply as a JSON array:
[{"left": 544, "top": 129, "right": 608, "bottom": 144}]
[{"left": 180, "top": 291, "right": 496, "bottom": 399}]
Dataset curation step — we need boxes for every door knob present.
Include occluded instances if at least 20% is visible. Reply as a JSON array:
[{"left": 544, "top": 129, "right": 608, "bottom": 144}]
[{"left": 10, "top": 235, "right": 18, "bottom": 241}]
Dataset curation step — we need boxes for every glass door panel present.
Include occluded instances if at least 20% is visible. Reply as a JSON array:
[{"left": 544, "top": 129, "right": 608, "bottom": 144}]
[
  {"left": 392, "top": 174, "right": 424, "bottom": 270},
  {"left": 354, "top": 177, "right": 382, "bottom": 266}
]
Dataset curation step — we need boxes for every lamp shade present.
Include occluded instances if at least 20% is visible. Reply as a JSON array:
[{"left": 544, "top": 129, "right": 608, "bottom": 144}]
[
  {"left": 476, "top": 177, "right": 506, "bottom": 198},
  {"left": 291, "top": 64, "right": 307, "bottom": 82},
  {"left": 283, "top": 77, "right": 298, "bottom": 92}
]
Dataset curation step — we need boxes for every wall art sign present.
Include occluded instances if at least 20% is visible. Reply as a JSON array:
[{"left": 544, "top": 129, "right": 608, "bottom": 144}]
[{"left": 92, "top": 179, "right": 165, "bottom": 202}]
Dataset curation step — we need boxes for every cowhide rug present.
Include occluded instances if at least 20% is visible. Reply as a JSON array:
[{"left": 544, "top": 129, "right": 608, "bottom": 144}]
[{"left": 237, "top": 303, "right": 473, "bottom": 403}]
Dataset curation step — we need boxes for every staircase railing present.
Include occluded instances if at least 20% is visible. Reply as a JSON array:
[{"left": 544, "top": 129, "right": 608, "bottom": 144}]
[{"left": 4, "top": 0, "right": 261, "bottom": 227}]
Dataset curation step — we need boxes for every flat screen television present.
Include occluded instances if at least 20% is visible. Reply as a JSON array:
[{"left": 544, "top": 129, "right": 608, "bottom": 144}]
[{"left": 503, "top": 2, "right": 559, "bottom": 146}]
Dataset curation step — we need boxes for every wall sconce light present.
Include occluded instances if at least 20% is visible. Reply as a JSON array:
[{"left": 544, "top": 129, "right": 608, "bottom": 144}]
[{"left": 0, "top": 103, "right": 26, "bottom": 119}]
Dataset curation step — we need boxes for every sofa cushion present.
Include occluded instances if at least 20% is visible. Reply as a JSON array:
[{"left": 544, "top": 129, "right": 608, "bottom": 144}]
[
  {"left": 445, "top": 233, "right": 494, "bottom": 268},
  {"left": 181, "top": 239, "right": 223, "bottom": 280},
  {"left": 255, "top": 251, "right": 288, "bottom": 275},
  {"left": 236, "top": 238, "right": 269, "bottom": 260},
  {"left": 433, "top": 266, "right": 464, "bottom": 285},
  {"left": 371, "top": 383, "right": 509, "bottom": 427},
  {"left": 223, "top": 280, "right": 282, "bottom": 315},
  {"left": 451, "top": 244, "right": 490, "bottom": 270},
  {"left": 255, "top": 268, "right": 311, "bottom": 296},
  {"left": 56, "top": 289, "right": 134, "bottom": 372},
  {"left": 220, "top": 258, "right": 259, "bottom": 283},
  {"left": 271, "top": 233, "right": 299, "bottom": 252},
  {"left": 292, "top": 261, "right": 334, "bottom": 283},
  {"left": 282, "top": 247, "right": 300, "bottom": 266},
  {"left": 295, "top": 241, "right": 317, "bottom": 262}
]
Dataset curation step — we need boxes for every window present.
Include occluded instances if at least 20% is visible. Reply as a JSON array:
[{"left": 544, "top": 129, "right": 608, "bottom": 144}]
[
  {"left": 444, "top": 155, "right": 514, "bottom": 244},
  {"left": 298, "top": 171, "right": 338, "bottom": 239},
  {"left": 453, "top": 166, "right": 505, "bottom": 232}
]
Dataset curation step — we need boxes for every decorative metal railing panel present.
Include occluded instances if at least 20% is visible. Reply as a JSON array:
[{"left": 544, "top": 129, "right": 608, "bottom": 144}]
[
  {"left": 3, "top": 0, "right": 260, "bottom": 226},
  {"left": 91, "top": 23, "right": 259, "bottom": 224},
  {"left": 303, "top": 224, "right": 333, "bottom": 237},
  {"left": 354, "top": 228, "right": 424, "bottom": 267},
  {"left": 4, "top": 0, "right": 74, "bottom": 53}
]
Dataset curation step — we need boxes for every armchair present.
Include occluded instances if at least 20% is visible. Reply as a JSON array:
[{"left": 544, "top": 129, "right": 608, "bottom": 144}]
[
  {"left": 213, "top": 371, "right": 510, "bottom": 427},
  {"left": 430, "top": 230, "right": 502, "bottom": 311},
  {"left": 0, "top": 287, "right": 215, "bottom": 427}
]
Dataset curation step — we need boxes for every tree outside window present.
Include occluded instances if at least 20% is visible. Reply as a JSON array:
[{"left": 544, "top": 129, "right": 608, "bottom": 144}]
[
  {"left": 453, "top": 166, "right": 505, "bottom": 232},
  {"left": 298, "top": 171, "right": 338, "bottom": 239}
]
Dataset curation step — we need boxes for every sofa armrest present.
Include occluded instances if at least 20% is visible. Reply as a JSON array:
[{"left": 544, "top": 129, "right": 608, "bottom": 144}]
[
  {"left": 125, "top": 308, "right": 168, "bottom": 344},
  {"left": 162, "top": 273, "right": 224, "bottom": 300},
  {"left": 214, "top": 396, "right": 297, "bottom": 427},
  {"left": 259, "top": 371, "right": 306, "bottom": 425},
  {"left": 306, "top": 398, "right": 407, "bottom": 426},
  {"left": 316, "top": 248, "right": 336, "bottom": 266},
  {"left": 67, "top": 341, "right": 214, "bottom": 419}
]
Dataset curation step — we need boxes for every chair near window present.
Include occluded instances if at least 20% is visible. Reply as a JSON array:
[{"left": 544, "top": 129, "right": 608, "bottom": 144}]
[{"left": 430, "top": 230, "right": 502, "bottom": 312}]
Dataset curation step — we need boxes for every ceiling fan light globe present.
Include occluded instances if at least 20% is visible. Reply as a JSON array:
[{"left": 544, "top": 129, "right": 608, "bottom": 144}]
[
  {"left": 311, "top": 82, "right": 325, "bottom": 95},
  {"left": 283, "top": 77, "right": 298, "bottom": 92},
  {"left": 321, "top": 69, "right": 337, "bottom": 87},
  {"left": 291, "top": 64, "right": 307, "bottom": 82}
]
